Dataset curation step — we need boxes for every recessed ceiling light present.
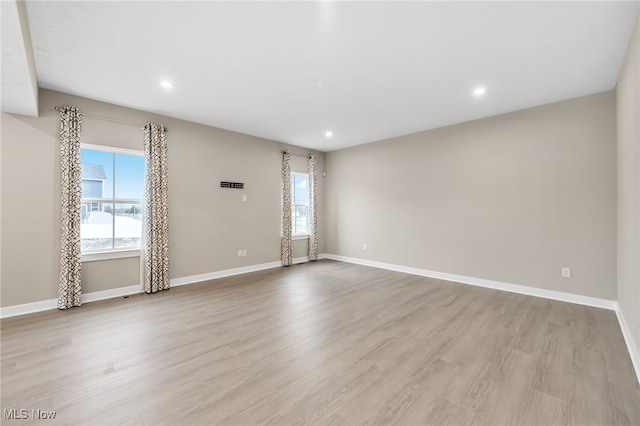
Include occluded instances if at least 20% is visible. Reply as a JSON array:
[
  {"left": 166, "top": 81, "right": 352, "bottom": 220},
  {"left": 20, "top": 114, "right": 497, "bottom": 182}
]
[
  {"left": 473, "top": 86, "right": 486, "bottom": 97},
  {"left": 325, "top": 130, "right": 333, "bottom": 138},
  {"left": 160, "top": 80, "right": 173, "bottom": 89}
]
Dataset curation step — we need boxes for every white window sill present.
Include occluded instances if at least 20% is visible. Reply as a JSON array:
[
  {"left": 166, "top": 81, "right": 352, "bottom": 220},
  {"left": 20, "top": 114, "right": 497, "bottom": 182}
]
[
  {"left": 292, "top": 234, "right": 310, "bottom": 241},
  {"left": 81, "top": 249, "right": 141, "bottom": 262}
]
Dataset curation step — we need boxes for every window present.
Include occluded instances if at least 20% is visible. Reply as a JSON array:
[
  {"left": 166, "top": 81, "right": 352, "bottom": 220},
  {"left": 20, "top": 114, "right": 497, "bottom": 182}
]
[
  {"left": 80, "top": 145, "right": 144, "bottom": 253},
  {"left": 291, "top": 172, "right": 309, "bottom": 236}
]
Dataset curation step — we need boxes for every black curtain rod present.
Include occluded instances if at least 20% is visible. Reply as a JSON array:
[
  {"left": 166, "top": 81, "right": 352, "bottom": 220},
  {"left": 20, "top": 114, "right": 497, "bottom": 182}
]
[
  {"left": 51, "top": 107, "right": 168, "bottom": 131},
  {"left": 282, "top": 150, "right": 314, "bottom": 158}
]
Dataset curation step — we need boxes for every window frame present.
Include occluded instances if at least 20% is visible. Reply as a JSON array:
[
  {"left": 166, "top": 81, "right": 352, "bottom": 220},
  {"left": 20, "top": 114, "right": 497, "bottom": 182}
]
[
  {"left": 291, "top": 171, "right": 310, "bottom": 237},
  {"left": 80, "top": 143, "right": 144, "bottom": 262}
]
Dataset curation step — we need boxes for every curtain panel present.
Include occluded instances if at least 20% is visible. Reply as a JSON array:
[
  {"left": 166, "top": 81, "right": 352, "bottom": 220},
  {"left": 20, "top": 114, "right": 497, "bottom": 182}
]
[
  {"left": 57, "top": 106, "right": 83, "bottom": 310},
  {"left": 307, "top": 154, "right": 318, "bottom": 261},
  {"left": 281, "top": 151, "right": 293, "bottom": 266},
  {"left": 143, "top": 123, "right": 170, "bottom": 293}
]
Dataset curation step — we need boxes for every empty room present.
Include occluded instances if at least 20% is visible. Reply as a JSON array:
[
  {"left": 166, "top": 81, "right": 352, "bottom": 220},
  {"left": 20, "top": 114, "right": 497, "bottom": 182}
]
[{"left": 1, "top": 1, "right": 639, "bottom": 425}]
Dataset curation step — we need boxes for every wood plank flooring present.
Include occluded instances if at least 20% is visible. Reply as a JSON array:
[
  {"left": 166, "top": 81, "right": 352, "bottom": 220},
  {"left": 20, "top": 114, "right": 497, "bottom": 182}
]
[{"left": 1, "top": 260, "right": 638, "bottom": 425}]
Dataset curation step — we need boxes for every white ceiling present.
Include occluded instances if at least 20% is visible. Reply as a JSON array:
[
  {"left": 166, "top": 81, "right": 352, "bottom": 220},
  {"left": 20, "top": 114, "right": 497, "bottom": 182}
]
[{"left": 3, "top": 1, "right": 639, "bottom": 151}]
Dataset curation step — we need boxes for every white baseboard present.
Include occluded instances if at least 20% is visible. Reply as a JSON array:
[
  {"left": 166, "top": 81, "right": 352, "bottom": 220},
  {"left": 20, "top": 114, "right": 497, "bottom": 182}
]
[
  {"left": 0, "top": 284, "right": 143, "bottom": 319},
  {"left": 0, "top": 255, "right": 326, "bottom": 318},
  {"left": 323, "top": 254, "right": 616, "bottom": 310},
  {"left": 170, "top": 260, "right": 282, "bottom": 287},
  {"left": 293, "top": 256, "right": 311, "bottom": 264},
  {"left": 614, "top": 306, "right": 640, "bottom": 386},
  {"left": 169, "top": 255, "right": 316, "bottom": 287},
  {"left": 4, "top": 254, "right": 614, "bottom": 316},
  {"left": 0, "top": 299, "right": 58, "bottom": 319},
  {"left": 81, "top": 284, "right": 143, "bottom": 303}
]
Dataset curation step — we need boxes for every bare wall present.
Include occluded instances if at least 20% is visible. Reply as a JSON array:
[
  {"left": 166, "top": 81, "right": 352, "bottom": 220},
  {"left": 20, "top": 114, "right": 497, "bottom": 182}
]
[
  {"left": 1, "top": 89, "right": 325, "bottom": 307},
  {"left": 617, "top": 12, "right": 640, "bottom": 359},
  {"left": 325, "top": 92, "right": 616, "bottom": 300}
]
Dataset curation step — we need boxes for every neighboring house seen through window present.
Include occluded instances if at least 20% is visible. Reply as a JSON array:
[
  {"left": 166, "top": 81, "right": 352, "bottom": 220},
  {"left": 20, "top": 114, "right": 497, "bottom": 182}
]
[
  {"left": 291, "top": 172, "right": 309, "bottom": 236},
  {"left": 80, "top": 145, "right": 144, "bottom": 253}
]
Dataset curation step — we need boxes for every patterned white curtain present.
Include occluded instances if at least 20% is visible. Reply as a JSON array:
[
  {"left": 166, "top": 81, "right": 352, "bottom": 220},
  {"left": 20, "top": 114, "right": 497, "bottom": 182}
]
[
  {"left": 307, "top": 154, "right": 318, "bottom": 261},
  {"left": 281, "top": 151, "right": 293, "bottom": 266},
  {"left": 57, "top": 106, "right": 83, "bottom": 310},
  {"left": 143, "top": 123, "right": 170, "bottom": 293}
]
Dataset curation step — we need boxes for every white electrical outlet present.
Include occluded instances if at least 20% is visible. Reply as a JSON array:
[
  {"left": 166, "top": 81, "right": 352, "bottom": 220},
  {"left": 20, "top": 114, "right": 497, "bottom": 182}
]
[
  {"left": 237, "top": 250, "right": 242, "bottom": 257},
  {"left": 242, "top": 194, "right": 247, "bottom": 202},
  {"left": 562, "top": 267, "right": 571, "bottom": 278},
  {"left": 362, "top": 244, "right": 367, "bottom": 251},
  {"left": 242, "top": 249, "right": 247, "bottom": 257}
]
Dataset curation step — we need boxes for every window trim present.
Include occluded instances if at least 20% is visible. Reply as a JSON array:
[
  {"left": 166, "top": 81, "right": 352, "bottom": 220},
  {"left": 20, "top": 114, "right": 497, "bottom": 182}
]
[
  {"left": 81, "top": 249, "right": 141, "bottom": 263},
  {"left": 82, "top": 143, "right": 144, "bottom": 156},
  {"left": 80, "top": 144, "right": 144, "bottom": 257}
]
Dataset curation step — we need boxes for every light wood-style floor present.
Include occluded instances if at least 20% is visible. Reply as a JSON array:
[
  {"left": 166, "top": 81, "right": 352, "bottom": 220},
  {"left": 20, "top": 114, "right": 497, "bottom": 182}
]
[{"left": 2, "top": 260, "right": 639, "bottom": 425}]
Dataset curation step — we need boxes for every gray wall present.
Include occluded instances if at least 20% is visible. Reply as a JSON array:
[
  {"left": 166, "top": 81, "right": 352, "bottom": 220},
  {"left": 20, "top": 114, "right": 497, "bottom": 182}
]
[
  {"left": 1, "top": 89, "right": 325, "bottom": 307},
  {"left": 617, "top": 13, "right": 640, "bottom": 359},
  {"left": 0, "top": 86, "right": 622, "bottom": 308},
  {"left": 325, "top": 92, "right": 617, "bottom": 300}
]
